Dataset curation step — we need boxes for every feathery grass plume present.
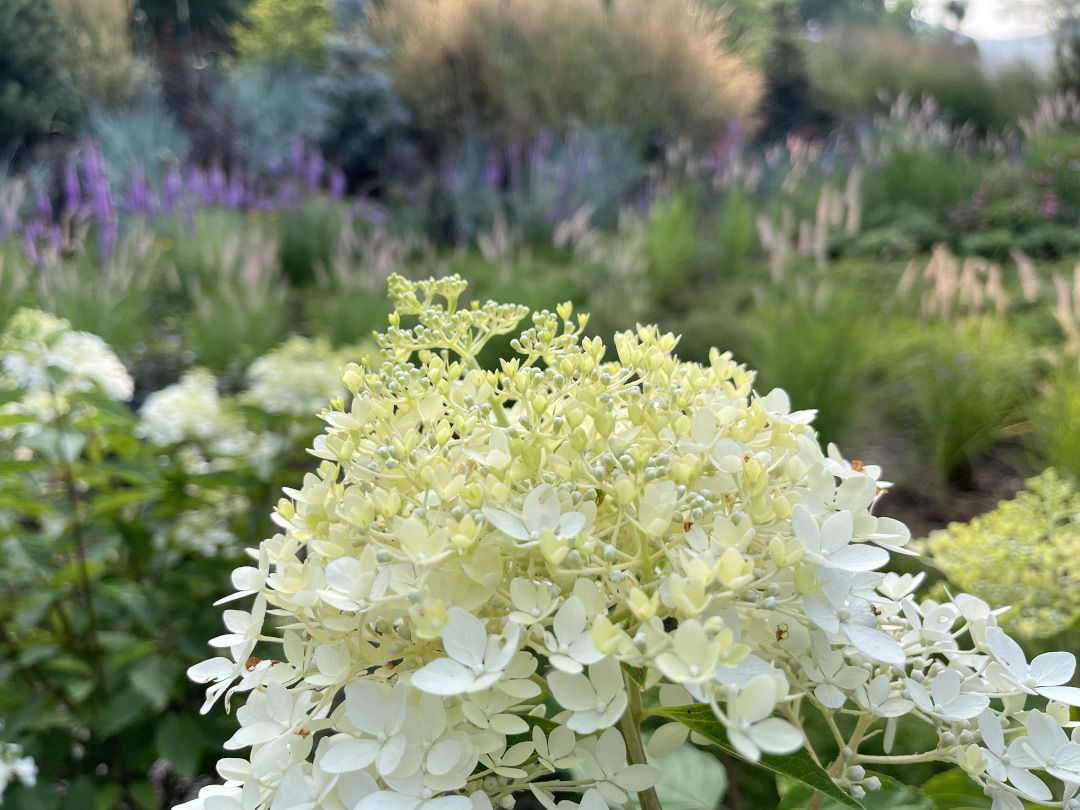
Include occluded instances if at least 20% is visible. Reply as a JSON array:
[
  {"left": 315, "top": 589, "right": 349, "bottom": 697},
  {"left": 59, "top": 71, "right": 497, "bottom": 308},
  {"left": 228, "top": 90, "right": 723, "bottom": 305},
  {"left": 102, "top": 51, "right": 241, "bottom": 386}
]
[{"left": 369, "top": 0, "right": 760, "bottom": 149}]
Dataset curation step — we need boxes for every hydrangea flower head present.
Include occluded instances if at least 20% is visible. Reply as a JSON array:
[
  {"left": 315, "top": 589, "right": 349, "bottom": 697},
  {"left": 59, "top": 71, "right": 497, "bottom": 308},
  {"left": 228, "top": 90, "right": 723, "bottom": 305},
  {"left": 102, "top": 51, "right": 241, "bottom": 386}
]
[{"left": 184, "top": 277, "right": 1080, "bottom": 810}]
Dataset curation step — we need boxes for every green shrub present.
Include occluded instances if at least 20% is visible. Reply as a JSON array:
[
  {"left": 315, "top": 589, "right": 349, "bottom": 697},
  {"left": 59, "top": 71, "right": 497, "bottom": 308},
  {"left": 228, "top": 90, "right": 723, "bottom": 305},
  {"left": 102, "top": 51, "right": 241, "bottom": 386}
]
[
  {"left": 861, "top": 146, "right": 983, "bottom": 226},
  {"left": 923, "top": 468, "right": 1080, "bottom": 639},
  {"left": 883, "top": 319, "right": 1033, "bottom": 490},
  {"left": 370, "top": 0, "right": 761, "bottom": 150},
  {"left": 807, "top": 27, "right": 1046, "bottom": 131},
  {"left": 0, "top": 0, "right": 79, "bottom": 150},
  {"left": 231, "top": 0, "right": 333, "bottom": 66},
  {"left": 1029, "top": 364, "right": 1080, "bottom": 481},
  {"left": 738, "top": 281, "right": 877, "bottom": 446}
]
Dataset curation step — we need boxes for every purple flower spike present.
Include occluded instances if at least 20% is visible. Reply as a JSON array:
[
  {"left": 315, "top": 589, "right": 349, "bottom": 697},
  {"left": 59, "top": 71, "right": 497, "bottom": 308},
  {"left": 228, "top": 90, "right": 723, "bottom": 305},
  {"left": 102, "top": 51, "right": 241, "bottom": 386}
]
[
  {"left": 63, "top": 164, "right": 81, "bottom": 212},
  {"left": 329, "top": 167, "right": 346, "bottom": 200},
  {"left": 268, "top": 154, "right": 283, "bottom": 175},
  {"left": 226, "top": 171, "right": 245, "bottom": 209},
  {"left": 35, "top": 192, "right": 52, "bottom": 222},
  {"left": 209, "top": 166, "right": 227, "bottom": 204},
  {"left": 483, "top": 152, "right": 503, "bottom": 189}
]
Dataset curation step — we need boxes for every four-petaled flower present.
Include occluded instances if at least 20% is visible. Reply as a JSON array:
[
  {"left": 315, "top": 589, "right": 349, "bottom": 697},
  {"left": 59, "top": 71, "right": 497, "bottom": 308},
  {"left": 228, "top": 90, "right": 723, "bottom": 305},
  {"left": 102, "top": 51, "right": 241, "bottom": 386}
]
[
  {"left": 548, "top": 656, "right": 628, "bottom": 734},
  {"left": 412, "top": 608, "right": 521, "bottom": 696}
]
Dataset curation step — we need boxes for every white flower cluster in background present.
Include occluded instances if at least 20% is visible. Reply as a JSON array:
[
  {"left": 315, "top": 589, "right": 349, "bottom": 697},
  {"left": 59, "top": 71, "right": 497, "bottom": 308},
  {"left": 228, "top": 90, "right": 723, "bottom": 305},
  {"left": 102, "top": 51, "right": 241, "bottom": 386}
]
[
  {"left": 173, "top": 275, "right": 1080, "bottom": 810},
  {"left": 241, "top": 336, "right": 375, "bottom": 418},
  {"left": 0, "top": 308, "right": 133, "bottom": 426},
  {"left": 0, "top": 743, "right": 37, "bottom": 805}
]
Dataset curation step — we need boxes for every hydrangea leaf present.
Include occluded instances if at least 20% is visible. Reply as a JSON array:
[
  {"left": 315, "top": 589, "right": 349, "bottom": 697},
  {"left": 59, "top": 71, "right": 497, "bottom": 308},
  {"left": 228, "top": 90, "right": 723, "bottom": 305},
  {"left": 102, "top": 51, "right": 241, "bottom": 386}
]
[
  {"left": 778, "top": 774, "right": 933, "bottom": 810},
  {"left": 654, "top": 704, "right": 867, "bottom": 810}
]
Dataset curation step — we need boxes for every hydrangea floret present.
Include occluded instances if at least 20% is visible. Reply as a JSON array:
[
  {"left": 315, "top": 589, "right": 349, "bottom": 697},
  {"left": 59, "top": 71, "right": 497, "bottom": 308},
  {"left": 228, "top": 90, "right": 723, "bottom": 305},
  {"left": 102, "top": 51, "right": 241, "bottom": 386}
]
[
  {"left": 185, "top": 276, "right": 1080, "bottom": 810},
  {"left": 0, "top": 308, "right": 133, "bottom": 432}
]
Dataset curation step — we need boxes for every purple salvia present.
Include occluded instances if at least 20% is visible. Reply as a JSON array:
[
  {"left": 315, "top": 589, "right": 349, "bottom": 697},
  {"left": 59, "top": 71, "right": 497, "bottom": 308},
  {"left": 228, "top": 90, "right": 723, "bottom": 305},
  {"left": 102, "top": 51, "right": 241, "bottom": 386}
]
[
  {"left": 329, "top": 167, "right": 346, "bottom": 201},
  {"left": 48, "top": 224, "right": 63, "bottom": 251},
  {"left": 225, "top": 170, "right": 245, "bottom": 209},
  {"left": 35, "top": 192, "right": 52, "bottom": 223},
  {"left": 268, "top": 154, "right": 283, "bottom": 175},
  {"left": 209, "top": 166, "right": 227, "bottom": 204},
  {"left": 483, "top": 151, "right": 503, "bottom": 189},
  {"left": 63, "top": 163, "right": 81, "bottom": 212}
]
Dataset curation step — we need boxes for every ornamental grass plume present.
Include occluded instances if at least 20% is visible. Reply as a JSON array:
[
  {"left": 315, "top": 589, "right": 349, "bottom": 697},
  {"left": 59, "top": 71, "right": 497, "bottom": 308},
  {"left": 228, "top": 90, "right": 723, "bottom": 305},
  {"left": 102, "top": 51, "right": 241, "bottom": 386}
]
[
  {"left": 924, "top": 468, "right": 1080, "bottom": 640},
  {"left": 187, "top": 276, "right": 1080, "bottom": 810}
]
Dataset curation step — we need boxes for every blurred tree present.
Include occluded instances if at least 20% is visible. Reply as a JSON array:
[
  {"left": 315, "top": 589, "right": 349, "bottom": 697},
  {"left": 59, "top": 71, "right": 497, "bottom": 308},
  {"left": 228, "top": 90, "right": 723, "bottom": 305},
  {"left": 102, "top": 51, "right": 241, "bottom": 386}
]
[
  {"left": 133, "top": 0, "right": 250, "bottom": 40},
  {"left": 1050, "top": 0, "right": 1080, "bottom": 91},
  {"left": 758, "top": 0, "right": 821, "bottom": 141},
  {"left": 231, "top": 0, "right": 333, "bottom": 65},
  {"left": 318, "top": 0, "right": 409, "bottom": 188},
  {"left": 0, "top": 0, "right": 79, "bottom": 151}
]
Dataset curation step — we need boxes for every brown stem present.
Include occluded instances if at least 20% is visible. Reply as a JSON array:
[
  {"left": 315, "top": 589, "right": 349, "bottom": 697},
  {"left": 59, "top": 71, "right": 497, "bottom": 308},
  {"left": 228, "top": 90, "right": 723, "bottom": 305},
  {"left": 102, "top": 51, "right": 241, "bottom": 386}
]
[{"left": 718, "top": 751, "right": 744, "bottom": 810}]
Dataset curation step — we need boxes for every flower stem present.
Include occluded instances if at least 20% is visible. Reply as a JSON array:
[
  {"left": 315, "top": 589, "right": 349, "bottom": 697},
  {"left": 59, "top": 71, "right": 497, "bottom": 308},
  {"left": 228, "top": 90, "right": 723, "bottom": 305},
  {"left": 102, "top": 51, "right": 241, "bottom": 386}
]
[{"left": 618, "top": 670, "right": 663, "bottom": 810}]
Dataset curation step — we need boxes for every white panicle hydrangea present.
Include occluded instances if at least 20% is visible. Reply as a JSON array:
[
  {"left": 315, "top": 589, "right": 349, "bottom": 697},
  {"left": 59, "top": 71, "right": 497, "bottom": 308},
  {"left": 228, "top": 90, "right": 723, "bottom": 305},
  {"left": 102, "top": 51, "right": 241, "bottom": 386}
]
[
  {"left": 0, "top": 743, "right": 37, "bottom": 805},
  {"left": 185, "top": 276, "right": 1080, "bottom": 810},
  {"left": 241, "top": 336, "right": 376, "bottom": 418},
  {"left": 138, "top": 368, "right": 242, "bottom": 446},
  {"left": 0, "top": 308, "right": 133, "bottom": 410}
]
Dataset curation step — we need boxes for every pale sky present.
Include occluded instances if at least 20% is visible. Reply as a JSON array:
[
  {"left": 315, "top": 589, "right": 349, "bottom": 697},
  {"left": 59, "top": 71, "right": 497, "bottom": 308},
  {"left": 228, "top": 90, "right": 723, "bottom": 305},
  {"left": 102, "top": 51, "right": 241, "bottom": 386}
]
[{"left": 917, "top": 0, "right": 1050, "bottom": 38}]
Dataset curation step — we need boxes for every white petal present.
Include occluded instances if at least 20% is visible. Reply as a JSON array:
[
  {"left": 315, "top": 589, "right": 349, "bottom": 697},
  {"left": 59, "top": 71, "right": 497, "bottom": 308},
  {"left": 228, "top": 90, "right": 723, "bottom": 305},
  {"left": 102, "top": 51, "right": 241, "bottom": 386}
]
[
  {"left": 827, "top": 544, "right": 890, "bottom": 572},
  {"left": 749, "top": 717, "right": 805, "bottom": 755},
  {"left": 814, "top": 683, "right": 847, "bottom": 710},
  {"left": 549, "top": 671, "right": 597, "bottom": 711},
  {"left": 188, "top": 658, "right": 235, "bottom": 683},
  {"left": 346, "top": 680, "right": 389, "bottom": 735},
  {"left": 844, "top": 622, "right": 905, "bottom": 664},
  {"left": 270, "top": 764, "right": 310, "bottom": 810},
  {"left": 1030, "top": 652, "right": 1075, "bottom": 687},
  {"left": 646, "top": 723, "right": 689, "bottom": 758},
  {"left": 442, "top": 608, "right": 487, "bottom": 669},
  {"left": 904, "top": 679, "right": 933, "bottom": 714},
  {"left": 411, "top": 659, "right": 478, "bottom": 696},
  {"left": 321, "top": 739, "right": 381, "bottom": 773},
  {"left": 791, "top": 504, "right": 821, "bottom": 554},
  {"left": 819, "top": 511, "right": 854, "bottom": 553},
  {"left": 1006, "top": 767, "right": 1052, "bottom": 801},
  {"left": 524, "top": 485, "right": 561, "bottom": 532},
  {"left": 985, "top": 627, "right": 1028, "bottom": 679},
  {"left": 1038, "top": 685, "right": 1080, "bottom": 706},
  {"left": 359, "top": 791, "right": 423, "bottom": 810},
  {"left": 943, "top": 695, "right": 990, "bottom": 720},
  {"left": 615, "top": 764, "right": 662, "bottom": 792},
  {"left": 802, "top": 596, "right": 840, "bottom": 633},
  {"left": 737, "top": 675, "right": 778, "bottom": 724},
  {"left": 556, "top": 512, "right": 586, "bottom": 538},
  {"left": 482, "top": 508, "right": 529, "bottom": 541}
]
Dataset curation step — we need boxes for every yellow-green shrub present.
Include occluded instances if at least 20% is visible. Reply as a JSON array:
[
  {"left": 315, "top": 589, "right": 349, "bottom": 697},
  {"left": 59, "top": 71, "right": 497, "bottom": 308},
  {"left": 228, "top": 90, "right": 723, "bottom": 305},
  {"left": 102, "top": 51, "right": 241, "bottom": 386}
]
[
  {"left": 52, "top": 0, "right": 154, "bottom": 108},
  {"left": 923, "top": 468, "right": 1080, "bottom": 639},
  {"left": 231, "top": 0, "right": 333, "bottom": 66},
  {"left": 369, "top": 0, "right": 761, "bottom": 147}
]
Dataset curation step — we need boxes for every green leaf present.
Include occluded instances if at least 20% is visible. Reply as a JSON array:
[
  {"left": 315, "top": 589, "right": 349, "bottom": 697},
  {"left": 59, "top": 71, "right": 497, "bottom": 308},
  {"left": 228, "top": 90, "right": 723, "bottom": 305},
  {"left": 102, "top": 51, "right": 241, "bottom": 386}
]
[
  {"left": 63, "top": 776, "right": 95, "bottom": 810},
  {"left": 637, "top": 742, "right": 727, "bottom": 810},
  {"left": 102, "top": 688, "right": 150, "bottom": 736},
  {"left": 155, "top": 713, "right": 204, "bottom": 779},
  {"left": 653, "top": 704, "right": 866, "bottom": 810},
  {"left": 622, "top": 662, "right": 648, "bottom": 688},
  {"left": 779, "top": 774, "right": 934, "bottom": 810},
  {"left": 130, "top": 657, "right": 178, "bottom": 712}
]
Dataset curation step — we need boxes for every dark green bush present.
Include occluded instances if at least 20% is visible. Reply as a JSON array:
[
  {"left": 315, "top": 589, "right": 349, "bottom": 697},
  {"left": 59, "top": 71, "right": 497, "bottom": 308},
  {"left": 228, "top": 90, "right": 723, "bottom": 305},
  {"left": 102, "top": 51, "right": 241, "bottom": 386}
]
[{"left": 0, "top": 0, "right": 79, "bottom": 150}]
